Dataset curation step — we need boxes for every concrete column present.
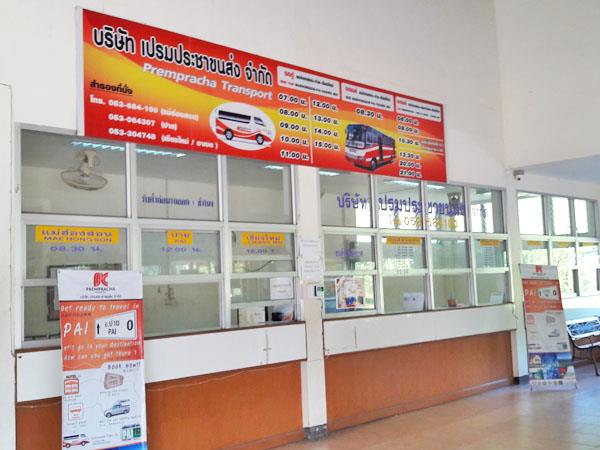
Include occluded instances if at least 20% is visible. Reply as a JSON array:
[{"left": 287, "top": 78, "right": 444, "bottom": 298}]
[
  {"left": 295, "top": 166, "right": 328, "bottom": 438},
  {"left": 0, "top": 83, "right": 16, "bottom": 449},
  {"left": 505, "top": 177, "right": 529, "bottom": 379}
]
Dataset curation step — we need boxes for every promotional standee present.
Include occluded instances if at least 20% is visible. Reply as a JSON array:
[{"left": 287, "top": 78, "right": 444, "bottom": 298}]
[
  {"left": 79, "top": 9, "right": 446, "bottom": 181},
  {"left": 519, "top": 264, "right": 577, "bottom": 390},
  {"left": 58, "top": 270, "right": 147, "bottom": 449}
]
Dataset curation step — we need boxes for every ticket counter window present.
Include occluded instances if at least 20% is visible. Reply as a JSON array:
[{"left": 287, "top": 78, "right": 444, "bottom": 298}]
[
  {"left": 470, "top": 188, "right": 504, "bottom": 233},
  {"left": 382, "top": 277, "right": 427, "bottom": 314},
  {"left": 476, "top": 273, "right": 510, "bottom": 305},
  {"left": 21, "top": 130, "right": 127, "bottom": 217},
  {"left": 324, "top": 275, "right": 375, "bottom": 314},
  {"left": 141, "top": 230, "right": 220, "bottom": 276},
  {"left": 431, "top": 238, "right": 471, "bottom": 309},
  {"left": 23, "top": 225, "right": 127, "bottom": 342},
  {"left": 432, "top": 238, "right": 469, "bottom": 269},
  {"left": 323, "top": 234, "right": 375, "bottom": 272},
  {"left": 231, "top": 277, "right": 295, "bottom": 327},
  {"left": 231, "top": 231, "right": 294, "bottom": 273},
  {"left": 320, "top": 171, "right": 372, "bottom": 228},
  {"left": 474, "top": 239, "right": 510, "bottom": 305},
  {"left": 24, "top": 287, "right": 61, "bottom": 341},
  {"left": 26, "top": 225, "right": 128, "bottom": 279},
  {"left": 381, "top": 236, "right": 425, "bottom": 271},
  {"left": 137, "top": 147, "right": 219, "bottom": 221},
  {"left": 432, "top": 274, "right": 471, "bottom": 310},
  {"left": 426, "top": 183, "right": 466, "bottom": 232},
  {"left": 377, "top": 178, "right": 422, "bottom": 230},
  {"left": 230, "top": 231, "right": 296, "bottom": 327},
  {"left": 143, "top": 283, "right": 220, "bottom": 337},
  {"left": 474, "top": 240, "right": 508, "bottom": 268},
  {"left": 227, "top": 158, "right": 293, "bottom": 224},
  {"left": 19, "top": 129, "right": 303, "bottom": 345},
  {"left": 381, "top": 236, "right": 427, "bottom": 313}
]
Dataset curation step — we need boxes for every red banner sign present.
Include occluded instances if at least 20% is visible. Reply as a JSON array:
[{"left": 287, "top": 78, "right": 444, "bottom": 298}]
[{"left": 79, "top": 9, "right": 446, "bottom": 181}]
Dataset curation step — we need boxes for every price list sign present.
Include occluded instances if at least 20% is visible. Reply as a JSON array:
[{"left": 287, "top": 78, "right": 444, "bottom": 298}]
[
  {"left": 58, "top": 270, "right": 147, "bottom": 450},
  {"left": 79, "top": 9, "right": 446, "bottom": 181}
]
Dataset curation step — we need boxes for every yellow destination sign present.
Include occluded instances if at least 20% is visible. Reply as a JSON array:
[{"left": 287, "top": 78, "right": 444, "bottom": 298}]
[
  {"left": 167, "top": 230, "right": 193, "bottom": 245},
  {"left": 35, "top": 226, "right": 119, "bottom": 245},
  {"left": 385, "top": 237, "right": 422, "bottom": 246},
  {"left": 479, "top": 239, "right": 501, "bottom": 247},
  {"left": 241, "top": 232, "right": 285, "bottom": 247},
  {"left": 526, "top": 241, "right": 544, "bottom": 247}
]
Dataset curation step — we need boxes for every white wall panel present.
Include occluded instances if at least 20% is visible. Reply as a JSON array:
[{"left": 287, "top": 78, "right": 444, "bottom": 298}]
[
  {"left": 17, "top": 323, "right": 306, "bottom": 402},
  {"left": 324, "top": 304, "right": 517, "bottom": 356}
]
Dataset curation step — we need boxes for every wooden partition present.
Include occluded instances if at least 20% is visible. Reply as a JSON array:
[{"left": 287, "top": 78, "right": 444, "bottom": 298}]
[
  {"left": 325, "top": 331, "right": 514, "bottom": 431},
  {"left": 16, "top": 362, "right": 303, "bottom": 450}
]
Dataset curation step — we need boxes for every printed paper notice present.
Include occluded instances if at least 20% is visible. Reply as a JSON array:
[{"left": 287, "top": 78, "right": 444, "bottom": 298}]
[
  {"left": 300, "top": 238, "right": 323, "bottom": 281},
  {"left": 270, "top": 277, "right": 294, "bottom": 300}
]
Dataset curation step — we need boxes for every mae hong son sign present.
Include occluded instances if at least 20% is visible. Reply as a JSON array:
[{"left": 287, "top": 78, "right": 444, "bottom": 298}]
[{"left": 78, "top": 9, "right": 446, "bottom": 181}]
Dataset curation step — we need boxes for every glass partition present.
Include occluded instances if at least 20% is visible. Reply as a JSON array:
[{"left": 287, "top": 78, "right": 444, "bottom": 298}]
[
  {"left": 426, "top": 183, "right": 466, "bottom": 232},
  {"left": 320, "top": 171, "right": 372, "bottom": 227},
  {"left": 21, "top": 131, "right": 127, "bottom": 216},
  {"left": 137, "top": 146, "right": 219, "bottom": 220}
]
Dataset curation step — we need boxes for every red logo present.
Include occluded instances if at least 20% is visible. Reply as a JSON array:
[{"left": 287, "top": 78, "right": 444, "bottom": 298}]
[
  {"left": 535, "top": 265, "right": 543, "bottom": 273},
  {"left": 93, "top": 272, "right": 109, "bottom": 287}
]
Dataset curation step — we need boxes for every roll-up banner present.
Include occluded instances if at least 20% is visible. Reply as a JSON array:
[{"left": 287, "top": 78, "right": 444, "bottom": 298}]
[
  {"left": 78, "top": 8, "right": 446, "bottom": 181},
  {"left": 519, "top": 264, "right": 576, "bottom": 391},
  {"left": 58, "top": 270, "right": 147, "bottom": 450}
]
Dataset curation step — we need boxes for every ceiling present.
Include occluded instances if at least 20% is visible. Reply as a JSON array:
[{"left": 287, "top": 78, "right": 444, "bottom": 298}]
[{"left": 522, "top": 155, "right": 600, "bottom": 184}]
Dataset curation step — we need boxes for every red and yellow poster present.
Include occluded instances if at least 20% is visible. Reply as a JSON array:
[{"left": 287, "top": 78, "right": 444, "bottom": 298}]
[
  {"left": 58, "top": 270, "right": 147, "bottom": 450},
  {"left": 79, "top": 9, "right": 446, "bottom": 181}
]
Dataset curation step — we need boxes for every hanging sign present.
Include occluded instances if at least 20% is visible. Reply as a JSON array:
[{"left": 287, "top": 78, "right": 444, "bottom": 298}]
[
  {"left": 519, "top": 264, "right": 576, "bottom": 390},
  {"left": 78, "top": 9, "right": 446, "bottom": 181},
  {"left": 58, "top": 270, "right": 147, "bottom": 450}
]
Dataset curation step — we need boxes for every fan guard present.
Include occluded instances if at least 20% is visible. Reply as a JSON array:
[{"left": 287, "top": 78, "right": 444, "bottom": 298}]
[{"left": 60, "top": 149, "right": 108, "bottom": 191}]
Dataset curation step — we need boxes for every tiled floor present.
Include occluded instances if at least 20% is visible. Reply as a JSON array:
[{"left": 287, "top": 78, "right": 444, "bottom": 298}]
[{"left": 283, "top": 364, "right": 600, "bottom": 450}]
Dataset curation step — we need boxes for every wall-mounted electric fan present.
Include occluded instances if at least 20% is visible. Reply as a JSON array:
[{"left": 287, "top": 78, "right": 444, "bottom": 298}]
[{"left": 60, "top": 149, "right": 108, "bottom": 190}]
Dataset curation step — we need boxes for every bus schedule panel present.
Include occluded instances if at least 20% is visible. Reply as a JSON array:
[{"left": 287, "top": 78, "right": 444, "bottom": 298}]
[{"left": 80, "top": 9, "right": 446, "bottom": 181}]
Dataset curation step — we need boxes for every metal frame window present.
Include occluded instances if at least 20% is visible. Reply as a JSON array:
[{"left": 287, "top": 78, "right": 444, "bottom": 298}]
[
  {"left": 518, "top": 191, "right": 600, "bottom": 298},
  {"left": 17, "top": 126, "right": 298, "bottom": 347},
  {"left": 320, "top": 171, "right": 511, "bottom": 318}
]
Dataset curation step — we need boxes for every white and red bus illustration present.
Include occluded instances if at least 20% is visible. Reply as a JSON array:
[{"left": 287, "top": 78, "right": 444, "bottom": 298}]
[
  {"left": 62, "top": 434, "right": 90, "bottom": 448},
  {"left": 215, "top": 109, "right": 274, "bottom": 146},
  {"left": 344, "top": 124, "right": 396, "bottom": 170}
]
